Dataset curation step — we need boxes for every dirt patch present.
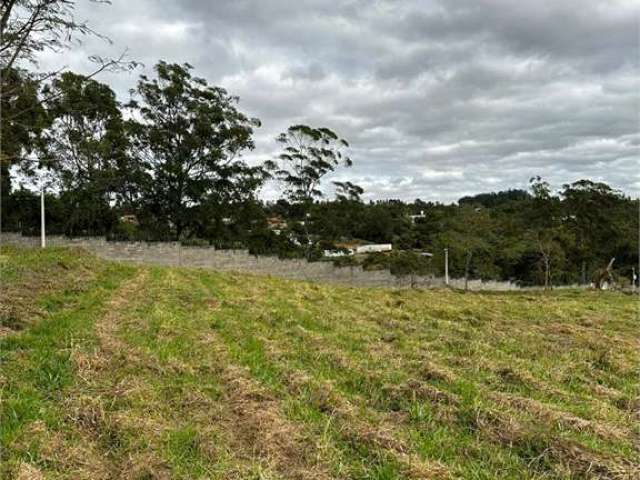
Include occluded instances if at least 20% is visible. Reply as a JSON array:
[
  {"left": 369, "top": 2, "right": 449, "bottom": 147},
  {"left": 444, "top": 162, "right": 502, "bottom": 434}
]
[{"left": 205, "top": 298, "right": 220, "bottom": 310}]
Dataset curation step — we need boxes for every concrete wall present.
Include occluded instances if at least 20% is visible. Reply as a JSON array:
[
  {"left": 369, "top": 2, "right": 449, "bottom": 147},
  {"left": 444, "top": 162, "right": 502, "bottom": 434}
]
[{"left": 0, "top": 233, "right": 520, "bottom": 290}]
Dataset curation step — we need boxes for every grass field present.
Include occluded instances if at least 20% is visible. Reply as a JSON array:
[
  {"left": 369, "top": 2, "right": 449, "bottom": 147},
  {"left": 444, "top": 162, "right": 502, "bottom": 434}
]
[{"left": 1, "top": 246, "right": 638, "bottom": 479}]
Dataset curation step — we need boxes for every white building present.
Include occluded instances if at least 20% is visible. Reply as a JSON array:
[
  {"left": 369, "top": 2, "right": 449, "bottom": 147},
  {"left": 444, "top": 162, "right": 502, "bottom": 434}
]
[
  {"left": 355, "top": 244, "right": 393, "bottom": 254},
  {"left": 323, "top": 249, "right": 353, "bottom": 258},
  {"left": 409, "top": 210, "right": 426, "bottom": 223}
]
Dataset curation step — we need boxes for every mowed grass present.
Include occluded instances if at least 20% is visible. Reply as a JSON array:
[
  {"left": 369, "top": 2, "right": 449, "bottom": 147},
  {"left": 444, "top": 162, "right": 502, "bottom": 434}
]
[{"left": 1, "top": 246, "right": 638, "bottom": 479}]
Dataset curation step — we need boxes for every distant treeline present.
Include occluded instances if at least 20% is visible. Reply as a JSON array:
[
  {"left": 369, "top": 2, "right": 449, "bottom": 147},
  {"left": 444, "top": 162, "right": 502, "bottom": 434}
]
[
  {"left": 4, "top": 179, "right": 638, "bottom": 287},
  {"left": 2, "top": 62, "right": 638, "bottom": 287}
]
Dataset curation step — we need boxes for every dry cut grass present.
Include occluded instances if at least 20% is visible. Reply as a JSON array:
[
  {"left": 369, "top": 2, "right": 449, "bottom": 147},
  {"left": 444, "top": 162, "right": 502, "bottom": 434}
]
[{"left": 1, "top": 246, "right": 638, "bottom": 479}]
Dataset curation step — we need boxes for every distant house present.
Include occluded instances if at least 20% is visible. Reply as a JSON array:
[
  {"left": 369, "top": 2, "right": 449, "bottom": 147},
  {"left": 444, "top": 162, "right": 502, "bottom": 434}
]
[
  {"left": 267, "top": 216, "right": 287, "bottom": 234},
  {"left": 409, "top": 210, "right": 426, "bottom": 224},
  {"left": 323, "top": 242, "right": 393, "bottom": 258},
  {"left": 355, "top": 244, "right": 393, "bottom": 254},
  {"left": 323, "top": 249, "right": 352, "bottom": 258}
]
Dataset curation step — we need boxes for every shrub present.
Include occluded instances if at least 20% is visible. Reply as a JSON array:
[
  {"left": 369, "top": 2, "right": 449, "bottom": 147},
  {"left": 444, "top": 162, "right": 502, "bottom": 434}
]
[
  {"left": 332, "top": 256, "right": 359, "bottom": 268},
  {"left": 362, "top": 251, "right": 433, "bottom": 277},
  {"left": 180, "top": 237, "right": 210, "bottom": 247}
]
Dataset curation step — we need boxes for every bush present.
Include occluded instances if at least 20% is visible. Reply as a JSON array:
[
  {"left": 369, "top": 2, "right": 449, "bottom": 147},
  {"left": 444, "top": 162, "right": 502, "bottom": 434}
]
[
  {"left": 180, "top": 237, "right": 210, "bottom": 247},
  {"left": 388, "top": 251, "right": 431, "bottom": 276},
  {"left": 332, "top": 256, "right": 359, "bottom": 268},
  {"left": 306, "top": 245, "right": 324, "bottom": 262},
  {"left": 107, "top": 221, "right": 140, "bottom": 241},
  {"left": 361, "top": 252, "right": 389, "bottom": 271},
  {"left": 362, "top": 251, "right": 433, "bottom": 276},
  {"left": 247, "top": 228, "right": 304, "bottom": 259}
]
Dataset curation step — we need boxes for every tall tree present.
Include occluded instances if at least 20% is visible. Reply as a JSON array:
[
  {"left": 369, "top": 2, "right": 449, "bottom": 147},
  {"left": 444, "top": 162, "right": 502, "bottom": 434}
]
[
  {"left": 435, "top": 205, "right": 496, "bottom": 288},
  {"left": 526, "top": 176, "right": 572, "bottom": 288},
  {"left": 38, "top": 72, "right": 130, "bottom": 235},
  {"left": 127, "top": 61, "right": 265, "bottom": 239},
  {"left": 0, "top": 0, "right": 133, "bottom": 231},
  {"left": 0, "top": 67, "right": 46, "bottom": 227},
  {"left": 274, "top": 124, "right": 351, "bottom": 205},
  {"left": 561, "top": 179, "right": 626, "bottom": 283},
  {"left": 1, "top": 0, "right": 103, "bottom": 70}
]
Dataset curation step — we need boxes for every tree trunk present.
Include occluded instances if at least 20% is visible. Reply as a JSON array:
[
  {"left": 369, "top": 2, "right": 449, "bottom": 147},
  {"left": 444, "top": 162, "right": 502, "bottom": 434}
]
[
  {"left": 544, "top": 255, "right": 550, "bottom": 290},
  {"left": 594, "top": 258, "right": 615, "bottom": 289},
  {"left": 464, "top": 250, "right": 473, "bottom": 291},
  {"left": 175, "top": 220, "right": 183, "bottom": 241}
]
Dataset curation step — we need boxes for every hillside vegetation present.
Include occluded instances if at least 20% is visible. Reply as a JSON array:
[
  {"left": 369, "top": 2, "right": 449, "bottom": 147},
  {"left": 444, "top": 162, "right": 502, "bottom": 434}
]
[{"left": 0, "top": 247, "right": 638, "bottom": 479}]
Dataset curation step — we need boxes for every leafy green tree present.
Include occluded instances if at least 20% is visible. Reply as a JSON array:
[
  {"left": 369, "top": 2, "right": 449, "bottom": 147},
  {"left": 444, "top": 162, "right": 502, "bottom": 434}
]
[
  {"left": 354, "top": 203, "right": 395, "bottom": 244},
  {"left": 4, "top": 187, "right": 66, "bottom": 235},
  {"left": 524, "top": 176, "right": 575, "bottom": 287},
  {"left": 560, "top": 179, "right": 627, "bottom": 283},
  {"left": 459, "top": 189, "right": 530, "bottom": 208},
  {"left": 126, "top": 61, "right": 266, "bottom": 239},
  {"left": 38, "top": 72, "right": 128, "bottom": 235},
  {"left": 0, "top": 67, "right": 47, "bottom": 229},
  {"left": 1, "top": 0, "right": 105, "bottom": 70},
  {"left": 1, "top": 1, "right": 132, "bottom": 232},
  {"left": 432, "top": 205, "right": 496, "bottom": 288},
  {"left": 387, "top": 251, "right": 432, "bottom": 287},
  {"left": 273, "top": 125, "right": 351, "bottom": 205}
]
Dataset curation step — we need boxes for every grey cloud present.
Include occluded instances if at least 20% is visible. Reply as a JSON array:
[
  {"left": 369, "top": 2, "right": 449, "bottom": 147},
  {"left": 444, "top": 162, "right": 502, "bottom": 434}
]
[{"left": 32, "top": 0, "right": 640, "bottom": 202}]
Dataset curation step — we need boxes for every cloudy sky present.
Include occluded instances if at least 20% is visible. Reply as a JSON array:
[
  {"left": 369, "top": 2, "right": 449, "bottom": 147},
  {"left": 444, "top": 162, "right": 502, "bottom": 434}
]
[{"left": 40, "top": 0, "right": 639, "bottom": 202}]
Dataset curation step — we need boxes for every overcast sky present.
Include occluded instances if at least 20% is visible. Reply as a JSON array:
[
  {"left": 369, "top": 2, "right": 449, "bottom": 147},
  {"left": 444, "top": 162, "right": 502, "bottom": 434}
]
[{"left": 39, "top": 0, "right": 639, "bottom": 202}]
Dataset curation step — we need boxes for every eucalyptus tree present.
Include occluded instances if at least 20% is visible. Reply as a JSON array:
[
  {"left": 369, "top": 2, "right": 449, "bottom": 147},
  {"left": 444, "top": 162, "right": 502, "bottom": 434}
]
[
  {"left": 560, "top": 179, "right": 627, "bottom": 283},
  {"left": 0, "top": 0, "right": 133, "bottom": 231},
  {"left": 1, "top": 0, "right": 101, "bottom": 69},
  {"left": 273, "top": 124, "right": 351, "bottom": 206},
  {"left": 333, "top": 180, "right": 363, "bottom": 202},
  {"left": 434, "top": 204, "right": 497, "bottom": 289},
  {"left": 39, "top": 72, "right": 129, "bottom": 234},
  {"left": 126, "top": 61, "right": 266, "bottom": 239},
  {"left": 272, "top": 124, "right": 352, "bottom": 251},
  {"left": 527, "top": 176, "right": 573, "bottom": 287},
  {"left": 0, "top": 67, "right": 46, "bottom": 226}
]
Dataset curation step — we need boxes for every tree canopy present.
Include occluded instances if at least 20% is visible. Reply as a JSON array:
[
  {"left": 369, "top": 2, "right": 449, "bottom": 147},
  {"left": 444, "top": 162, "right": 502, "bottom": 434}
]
[
  {"left": 0, "top": 36, "right": 637, "bottom": 287},
  {"left": 126, "top": 61, "right": 265, "bottom": 239}
]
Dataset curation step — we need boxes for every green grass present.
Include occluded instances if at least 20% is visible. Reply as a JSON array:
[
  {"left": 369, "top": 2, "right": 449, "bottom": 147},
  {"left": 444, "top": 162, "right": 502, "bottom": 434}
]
[{"left": 1, "top": 246, "right": 638, "bottom": 479}]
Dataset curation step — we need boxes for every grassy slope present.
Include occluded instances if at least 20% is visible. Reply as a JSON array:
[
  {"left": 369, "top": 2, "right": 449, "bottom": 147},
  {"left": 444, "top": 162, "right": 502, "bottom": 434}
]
[{"left": 0, "top": 246, "right": 638, "bottom": 479}]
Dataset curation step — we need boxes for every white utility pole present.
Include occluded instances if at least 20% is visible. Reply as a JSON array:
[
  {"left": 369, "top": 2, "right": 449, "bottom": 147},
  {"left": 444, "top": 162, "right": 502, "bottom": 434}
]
[
  {"left": 40, "top": 186, "right": 46, "bottom": 248},
  {"left": 444, "top": 248, "right": 449, "bottom": 285}
]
